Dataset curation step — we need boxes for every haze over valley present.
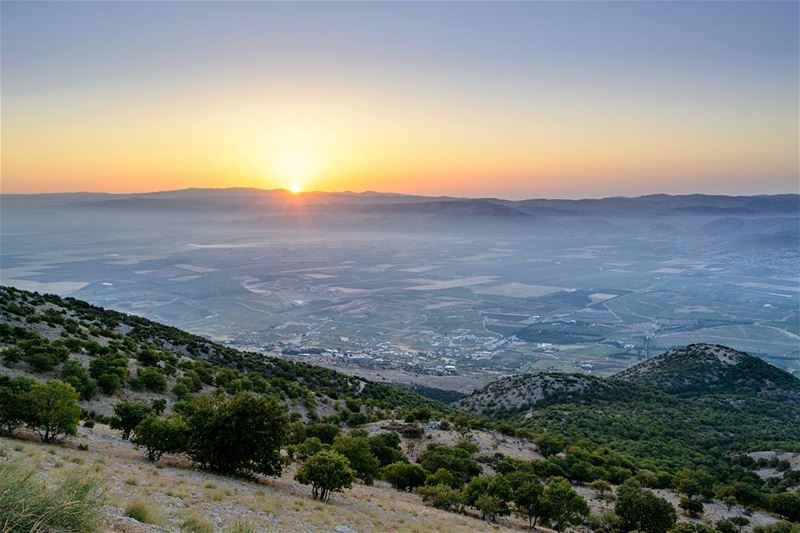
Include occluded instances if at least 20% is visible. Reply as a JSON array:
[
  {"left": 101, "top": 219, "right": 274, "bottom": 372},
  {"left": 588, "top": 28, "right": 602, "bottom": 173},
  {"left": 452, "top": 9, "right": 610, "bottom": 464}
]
[{"left": 3, "top": 189, "right": 797, "bottom": 390}]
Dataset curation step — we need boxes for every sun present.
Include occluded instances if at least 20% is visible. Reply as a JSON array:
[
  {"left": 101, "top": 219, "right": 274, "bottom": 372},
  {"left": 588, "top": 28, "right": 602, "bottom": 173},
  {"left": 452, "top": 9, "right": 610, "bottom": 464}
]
[{"left": 271, "top": 149, "right": 317, "bottom": 193}]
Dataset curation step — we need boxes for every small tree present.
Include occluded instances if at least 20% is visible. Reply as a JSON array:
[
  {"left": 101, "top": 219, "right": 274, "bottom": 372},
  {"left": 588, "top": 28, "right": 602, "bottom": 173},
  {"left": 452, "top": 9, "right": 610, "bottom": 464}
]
[
  {"left": 382, "top": 462, "right": 428, "bottom": 492},
  {"left": 679, "top": 496, "right": 704, "bottom": 517},
  {"left": 298, "top": 436, "right": 327, "bottom": 460},
  {"left": 25, "top": 380, "right": 81, "bottom": 443},
  {"left": 477, "top": 494, "right": 504, "bottom": 522},
  {"left": 590, "top": 479, "right": 612, "bottom": 500},
  {"left": 0, "top": 376, "right": 35, "bottom": 436},
  {"left": 332, "top": 434, "right": 381, "bottom": 485},
  {"left": 61, "top": 360, "right": 98, "bottom": 400},
  {"left": 295, "top": 450, "right": 355, "bottom": 502},
  {"left": 132, "top": 415, "right": 187, "bottom": 462},
  {"left": 542, "top": 476, "right": 589, "bottom": 532},
  {"left": 771, "top": 492, "right": 800, "bottom": 522},
  {"left": 110, "top": 401, "right": 152, "bottom": 440},
  {"left": 509, "top": 474, "right": 545, "bottom": 529},
  {"left": 151, "top": 399, "right": 167, "bottom": 415},
  {"left": 615, "top": 482, "right": 677, "bottom": 533}
]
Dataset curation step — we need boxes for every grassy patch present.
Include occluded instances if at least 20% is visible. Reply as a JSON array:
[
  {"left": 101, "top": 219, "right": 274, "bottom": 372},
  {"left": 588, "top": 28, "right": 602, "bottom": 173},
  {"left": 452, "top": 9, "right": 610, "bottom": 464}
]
[
  {"left": 0, "top": 461, "right": 106, "bottom": 532},
  {"left": 124, "top": 499, "right": 162, "bottom": 525},
  {"left": 181, "top": 513, "right": 215, "bottom": 533}
]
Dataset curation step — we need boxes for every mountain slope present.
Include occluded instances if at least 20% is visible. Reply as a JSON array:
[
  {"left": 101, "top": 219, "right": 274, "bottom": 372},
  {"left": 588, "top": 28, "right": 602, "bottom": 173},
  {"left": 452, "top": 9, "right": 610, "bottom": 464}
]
[
  {"left": 614, "top": 343, "right": 800, "bottom": 399},
  {"left": 0, "top": 285, "right": 449, "bottom": 418}
]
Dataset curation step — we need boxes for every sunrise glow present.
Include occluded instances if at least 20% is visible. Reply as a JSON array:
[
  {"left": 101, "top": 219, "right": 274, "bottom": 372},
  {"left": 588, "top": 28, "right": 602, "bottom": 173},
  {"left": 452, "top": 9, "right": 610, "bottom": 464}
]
[{"left": 1, "top": 2, "right": 797, "bottom": 198}]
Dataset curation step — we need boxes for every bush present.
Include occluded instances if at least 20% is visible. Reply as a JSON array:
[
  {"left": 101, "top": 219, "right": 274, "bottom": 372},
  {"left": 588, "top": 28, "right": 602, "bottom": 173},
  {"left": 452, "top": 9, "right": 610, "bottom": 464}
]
[
  {"left": 110, "top": 401, "right": 152, "bottom": 440},
  {"left": 133, "top": 367, "right": 167, "bottom": 393},
  {"left": 418, "top": 483, "right": 461, "bottom": 511},
  {"left": 183, "top": 392, "right": 288, "bottom": 476},
  {"left": 132, "top": 414, "right": 188, "bottom": 461},
  {"left": 0, "top": 461, "right": 106, "bottom": 532},
  {"left": 26, "top": 379, "right": 81, "bottom": 443},
  {"left": 418, "top": 444, "right": 481, "bottom": 487},
  {"left": 61, "top": 360, "right": 98, "bottom": 400},
  {"left": 382, "top": 461, "right": 428, "bottom": 491},
  {"left": 295, "top": 450, "right": 355, "bottom": 502}
]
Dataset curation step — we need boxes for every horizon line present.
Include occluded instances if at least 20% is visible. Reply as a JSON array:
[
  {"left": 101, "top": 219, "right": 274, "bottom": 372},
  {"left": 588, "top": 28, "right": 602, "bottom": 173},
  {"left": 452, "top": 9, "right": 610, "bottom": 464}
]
[{"left": 1, "top": 186, "right": 798, "bottom": 203}]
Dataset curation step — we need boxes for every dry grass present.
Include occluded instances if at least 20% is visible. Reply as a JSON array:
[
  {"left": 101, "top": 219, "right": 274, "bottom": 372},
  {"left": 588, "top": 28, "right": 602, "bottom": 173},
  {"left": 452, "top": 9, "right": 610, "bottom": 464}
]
[{"left": 0, "top": 425, "right": 517, "bottom": 533}]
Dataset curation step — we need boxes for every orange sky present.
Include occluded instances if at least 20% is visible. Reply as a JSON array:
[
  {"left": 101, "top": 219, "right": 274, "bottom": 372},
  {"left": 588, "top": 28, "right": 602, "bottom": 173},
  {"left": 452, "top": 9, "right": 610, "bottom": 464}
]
[{"left": 2, "top": 2, "right": 798, "bottom": 198}]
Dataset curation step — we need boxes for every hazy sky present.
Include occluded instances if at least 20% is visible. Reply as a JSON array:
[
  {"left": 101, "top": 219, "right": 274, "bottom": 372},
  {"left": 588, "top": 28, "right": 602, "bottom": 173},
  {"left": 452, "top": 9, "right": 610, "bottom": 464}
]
[{"left": 2, "top": 1, "right": 798, "bottom": 198}]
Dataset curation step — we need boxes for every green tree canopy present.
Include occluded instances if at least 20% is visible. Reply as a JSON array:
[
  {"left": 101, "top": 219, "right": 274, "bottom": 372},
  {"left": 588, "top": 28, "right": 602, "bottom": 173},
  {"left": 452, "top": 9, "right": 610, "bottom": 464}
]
[{"left": 295, "top": 450, "right": 355, "bottom": 502}]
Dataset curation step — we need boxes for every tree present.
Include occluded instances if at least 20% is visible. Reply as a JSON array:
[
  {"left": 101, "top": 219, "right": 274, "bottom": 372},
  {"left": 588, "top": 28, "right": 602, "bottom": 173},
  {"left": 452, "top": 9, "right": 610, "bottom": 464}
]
[
  {"left": 537, "top": 433, "right": 566, "bottom": 457},
  {"left": 382, "top": 462, "right": 428, "bottom": 492},
  {"left": 89, "top": 354, "right": 128, "bottom": 394},
  {"left": 368, "top": 432, "right": 406, "bottom": 466},
  {"left": 569, "top": 460, "right": 594, "bottom": 483},
  {"left": 426, "top": 467, "right": 459, "bottom": 488},
  {"left": 679, "top": 496, "right": 704, "bottom": 518},
  {"left": 674, "top": 468, "right": 714, "bottom": 501},
  {"left": 183, "top": 392, "right": 288, "bottom": 476},
  {"left": 771, "top": 492, "right": 800, "bottom": 522},
  {"left": 0, "top": 376, "right": 35, "bottom": 435},
  {"left": 418, "top": 444, "right": 481, "bottom": 487},
  {"left": 298, "top": 436, "right": 327, "bottom": 460},
  {"left": 477, "top": 494, "right": 505, "bottom": 522},
  {"left": 333, "top": 434, "right": 381, "bottom": 485},
  {"left": 305, "top": 423, "right": 340, "bottom": 444},
  {"left": 295, "top": 450, "right": 355, "bottom": 502},
  {"left": 110, "top": 401, "right": 152, "bottom": 440},
  {"left": 615, "top": 483, "right": 677, "bottom": 533},
  {"left": 61, "top": 360, "right": 97, "bottom": 400},
  {"left": 512, "top": 478, "right": 545, "bottom": 529},
  {"left": 25, "top": 380, "right": 81, "bottom": 443},
  {"left": 590, "top": 479, "right": 612, "bottom": 500},
  {"left": 151, "top": 399, "right": 167, "bottom": 415},
  {"left": 132, "top": 414, "right": 187, "bottom": 462},
  {"left": 541, "top": 476, "right": 589, "bottom": 531}
]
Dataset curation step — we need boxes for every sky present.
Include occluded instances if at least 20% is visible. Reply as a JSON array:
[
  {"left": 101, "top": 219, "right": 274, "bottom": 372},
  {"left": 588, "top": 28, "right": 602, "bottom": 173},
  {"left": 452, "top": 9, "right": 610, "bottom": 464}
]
[{"left": 1, "top": 1, "right": 798, "bottom": 199}]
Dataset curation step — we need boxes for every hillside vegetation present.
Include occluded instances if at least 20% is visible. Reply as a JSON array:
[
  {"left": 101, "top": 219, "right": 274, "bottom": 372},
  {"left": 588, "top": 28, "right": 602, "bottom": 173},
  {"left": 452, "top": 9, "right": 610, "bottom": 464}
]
[{"left": 1, "top": 286, "right": 798, "bottom": 532}]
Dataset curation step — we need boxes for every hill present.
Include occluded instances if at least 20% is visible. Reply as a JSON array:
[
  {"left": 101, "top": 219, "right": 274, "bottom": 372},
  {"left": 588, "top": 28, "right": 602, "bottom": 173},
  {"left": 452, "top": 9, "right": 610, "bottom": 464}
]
[
  {"left": 455, "top": 372, "right": 648, "bottom": 416},
  {"left": 614, "top": 343, "right": 800, "bottom": 399},
  {"left": 0, "top": 285, "right": 448, "bottom": 420}
]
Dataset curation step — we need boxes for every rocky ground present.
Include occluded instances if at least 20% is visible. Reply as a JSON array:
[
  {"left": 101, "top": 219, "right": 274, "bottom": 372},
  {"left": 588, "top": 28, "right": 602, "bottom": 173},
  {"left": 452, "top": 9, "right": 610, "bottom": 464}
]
[
  {"left": 0, "top": 424, "right": 783, "bottom": 532},
  {"left": 1, "top": 425, "right": 518, "bottom": 533}
]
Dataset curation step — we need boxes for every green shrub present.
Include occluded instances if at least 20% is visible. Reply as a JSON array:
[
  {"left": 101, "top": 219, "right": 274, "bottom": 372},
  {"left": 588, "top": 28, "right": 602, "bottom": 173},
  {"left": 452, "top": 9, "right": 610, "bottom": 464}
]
[
  {"left": 0, "top": 462, "right": 106, "bottom": 532},
  {"left": 132, "top": 414, "right": 187, "bottom": 461},
  {"left": 110, "top": 401, "right": 152, "bottom": 440}
]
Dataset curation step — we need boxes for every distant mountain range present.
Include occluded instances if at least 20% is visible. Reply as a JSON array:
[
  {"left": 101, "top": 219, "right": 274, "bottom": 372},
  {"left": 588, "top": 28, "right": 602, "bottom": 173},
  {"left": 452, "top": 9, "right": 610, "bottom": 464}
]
[
  {"left": 3, "top": 187, "right": 798, "bottom": 216},
  {"left": 3, "top": 188, "right": 798, "bottom": 239}
]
